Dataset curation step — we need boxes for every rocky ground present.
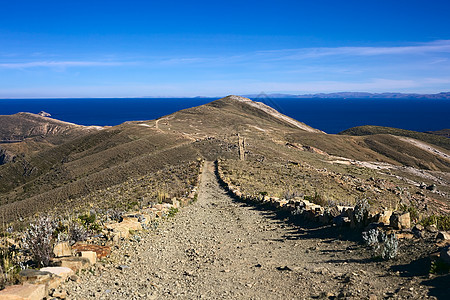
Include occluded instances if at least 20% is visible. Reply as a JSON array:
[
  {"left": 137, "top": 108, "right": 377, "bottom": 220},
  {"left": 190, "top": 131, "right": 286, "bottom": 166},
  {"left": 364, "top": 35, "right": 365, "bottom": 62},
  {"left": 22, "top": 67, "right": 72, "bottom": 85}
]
[{"left": 62, "top": 162, "right": 446, "bottom": 299}]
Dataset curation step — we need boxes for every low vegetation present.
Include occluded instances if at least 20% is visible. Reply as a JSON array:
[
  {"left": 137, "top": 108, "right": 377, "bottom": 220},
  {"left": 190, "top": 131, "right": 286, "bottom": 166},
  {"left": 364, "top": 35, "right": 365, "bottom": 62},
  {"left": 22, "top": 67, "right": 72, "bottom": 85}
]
[{"left": 339, "top": 125, "right": 450, "bottom": 151}]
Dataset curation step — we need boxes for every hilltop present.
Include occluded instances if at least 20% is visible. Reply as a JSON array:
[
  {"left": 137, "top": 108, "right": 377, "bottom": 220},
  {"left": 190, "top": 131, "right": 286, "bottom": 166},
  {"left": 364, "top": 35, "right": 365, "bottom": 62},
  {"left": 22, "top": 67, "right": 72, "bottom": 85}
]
[{"left": 0, "top": 95, "right": 449, "bottom": 224}]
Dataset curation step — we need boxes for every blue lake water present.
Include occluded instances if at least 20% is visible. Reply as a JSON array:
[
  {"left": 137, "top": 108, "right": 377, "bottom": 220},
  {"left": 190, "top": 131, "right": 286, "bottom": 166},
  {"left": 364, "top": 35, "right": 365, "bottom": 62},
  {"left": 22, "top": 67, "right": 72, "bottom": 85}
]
[{"left": 0, "top": 97, "right": 449, "bottom": 134}]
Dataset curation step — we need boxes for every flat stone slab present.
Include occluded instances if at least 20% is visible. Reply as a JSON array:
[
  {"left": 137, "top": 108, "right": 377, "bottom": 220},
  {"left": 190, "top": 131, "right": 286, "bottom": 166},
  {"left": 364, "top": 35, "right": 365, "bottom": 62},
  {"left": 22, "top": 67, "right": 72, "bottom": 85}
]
[
  {"left": 19, "top": 269, "right": 53, "bottom": 282},
  {"left": 19, "top": 269, "right": 61, "bottom": 289},
  {"left": 0, "top": 283, "right": 46, "bottom": 300},
  {"left": 71, "top": 242, "right": 111, "bottom": 259},
  {"left": 40, "top": 267, "right": 74, "bottom": 280}
]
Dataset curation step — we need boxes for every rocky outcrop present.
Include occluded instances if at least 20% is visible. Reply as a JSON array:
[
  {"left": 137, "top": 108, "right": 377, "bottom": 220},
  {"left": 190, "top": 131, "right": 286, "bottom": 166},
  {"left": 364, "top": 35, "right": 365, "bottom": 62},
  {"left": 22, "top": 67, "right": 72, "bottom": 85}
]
[{"left": 0, "top": 147, "right": 15, "bottom": 165}]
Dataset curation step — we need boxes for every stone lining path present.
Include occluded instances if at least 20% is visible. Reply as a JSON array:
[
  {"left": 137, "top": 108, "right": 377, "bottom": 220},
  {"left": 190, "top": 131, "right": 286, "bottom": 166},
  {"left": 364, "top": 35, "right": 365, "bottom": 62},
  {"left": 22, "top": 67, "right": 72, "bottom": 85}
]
[{"left": 63, "top": 161, "right": 432, "bottom": 299}]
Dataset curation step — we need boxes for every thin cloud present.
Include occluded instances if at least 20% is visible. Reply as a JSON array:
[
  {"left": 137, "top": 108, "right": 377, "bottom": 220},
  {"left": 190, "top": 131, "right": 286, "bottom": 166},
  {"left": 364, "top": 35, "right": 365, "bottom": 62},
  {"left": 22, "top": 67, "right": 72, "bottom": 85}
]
[
  {"left": 0, "top": 61, "right": 132, "bottom": 69},
  {"left": 257, "top": 40, "right": 450, "bottom": 60}
]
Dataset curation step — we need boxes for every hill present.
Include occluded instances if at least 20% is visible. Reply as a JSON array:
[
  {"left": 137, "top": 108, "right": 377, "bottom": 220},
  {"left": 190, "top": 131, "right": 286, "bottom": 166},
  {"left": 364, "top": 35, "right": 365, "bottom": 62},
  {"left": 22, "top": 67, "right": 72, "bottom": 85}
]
[
  {"left": 339, "top": 125, "right": 450, "bottom": 150},
  {"left": 0, "top": 112, "right": 103, "bottom": 164},
  {"left": 425, "top": 129, "right": 450, "bottom": 138},
  {"left": 0, "top": 95, "right": 449, "bottom": 224}
]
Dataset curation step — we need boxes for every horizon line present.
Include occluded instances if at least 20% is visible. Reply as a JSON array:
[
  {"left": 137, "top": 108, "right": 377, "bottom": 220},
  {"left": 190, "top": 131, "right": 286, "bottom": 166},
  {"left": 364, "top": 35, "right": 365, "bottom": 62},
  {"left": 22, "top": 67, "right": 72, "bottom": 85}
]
[{"left": 0, "top": 91, "right": 449, "bottom": 100}]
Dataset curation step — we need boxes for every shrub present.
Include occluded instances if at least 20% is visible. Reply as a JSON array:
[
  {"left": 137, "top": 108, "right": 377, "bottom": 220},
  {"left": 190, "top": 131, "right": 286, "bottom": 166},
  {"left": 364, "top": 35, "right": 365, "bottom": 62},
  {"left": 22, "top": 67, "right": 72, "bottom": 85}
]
[
  {"left": 0, "top": 244, "right": 21, "bottom": 289},
  {"left": 291, "top": 206, "right": 304, "bottom": 216},
  {"left": 382, "top": 234, "right": 398, "bottom": 260},
  {"left": 168, "top": 207, "right": 179, "bottom": 217},
  {"left": 362, "top": 228, "right": 398, "bottom": 260},
  {"left": 22, "top": 216, "right": 56, "bottom": 267},
  {"left": 69, "top": 222, "right": 89, "bottom": 243},
  {"left": 106, "top": 209, "right": 123, "bottom": 222},
  {"left": 354, "top": 198, "right": 370, "bottom": 225},
  {"left": 77, "top": 212, "right": 102, "bottom": 233},
  {"left": 362, "top": 229, "right": 380, "bottom": 246},
  {"left": 420, "top": 215, "right": 450, "bottom": 231},
  {"left": 305, "top": 192, "right": 327, "bottom": 207},
  {"left": 430, "top": 259, "right": 450, "bottom": 274}
]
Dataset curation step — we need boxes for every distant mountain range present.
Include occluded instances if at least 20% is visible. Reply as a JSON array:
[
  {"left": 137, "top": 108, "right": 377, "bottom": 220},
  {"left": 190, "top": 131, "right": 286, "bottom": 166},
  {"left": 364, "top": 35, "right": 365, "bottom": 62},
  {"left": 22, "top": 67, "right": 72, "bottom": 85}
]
[{"left": 242, "top": 92, "right": 450, "bottom": 99}]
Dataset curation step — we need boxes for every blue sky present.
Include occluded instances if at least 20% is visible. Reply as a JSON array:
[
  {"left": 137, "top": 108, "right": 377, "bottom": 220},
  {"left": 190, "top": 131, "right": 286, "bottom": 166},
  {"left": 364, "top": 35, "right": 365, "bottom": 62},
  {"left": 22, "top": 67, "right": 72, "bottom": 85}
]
[{"left": 1, "top": 0, "right": 449, "bottom": 97}]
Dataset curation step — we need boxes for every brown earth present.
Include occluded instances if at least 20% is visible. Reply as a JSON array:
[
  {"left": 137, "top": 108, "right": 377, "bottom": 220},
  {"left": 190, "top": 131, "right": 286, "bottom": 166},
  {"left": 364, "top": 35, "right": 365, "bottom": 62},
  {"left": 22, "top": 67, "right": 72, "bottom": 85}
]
[{"left": 62, "top": 162, "right": 447, "bottom": 299}]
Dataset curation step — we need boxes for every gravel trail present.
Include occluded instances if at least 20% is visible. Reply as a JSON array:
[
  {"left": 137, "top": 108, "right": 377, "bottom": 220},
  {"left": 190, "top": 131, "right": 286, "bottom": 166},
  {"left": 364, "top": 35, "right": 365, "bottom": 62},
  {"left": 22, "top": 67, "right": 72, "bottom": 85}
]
[{"left": 64, "top": 161, "right": 432, "bottom": 299}]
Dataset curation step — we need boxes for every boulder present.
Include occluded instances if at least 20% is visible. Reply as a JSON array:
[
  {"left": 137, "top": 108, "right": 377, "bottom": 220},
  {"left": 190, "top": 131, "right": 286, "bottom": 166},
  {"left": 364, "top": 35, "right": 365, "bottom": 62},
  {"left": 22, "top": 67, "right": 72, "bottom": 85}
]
[
  {"left": 71, "top": 242, "right": 111, "bottom": 259},
  {"left": 53, "top": 242, "right": 72, "bottom": 257},
  {"left": 440, "top": 245, "right": 450, "bottom": 265},
  {"left": 0, "top": 283, "right": 46, "bottom": 300},
  {"left": 390, "top": 212, "right": 410, "bottom": 230},
  {"left": 81, "top": 251, "right": 97, "bottom": 265},
  {"left": 426, "top": 184, "right": 436, "bottom": 192},
  {"left": 437, "top": 231, "right": 450, "bottom": 240},
  {"left": 413, "top": 224, "right": 424, "bottom": 231},
  {"left": 327, "top": 206, "right": 341, "bottom": 218},
  {"left": 51, "top": 256, "right": 91, "bottom": 272},
  {"left": 426, "top": 225, "right": 438, "bottom": 233},
  {"left": 377, "top": 210, "right": 393, "bottom": 225},
  {"left": 40, "top": 267, "right": 74, "bottom": 281},
  {"left": 105, "top": 218, "right": 142, "bottom": 239},
  {"left": 278, "top": 199, "right": 288, "bottom": 208}
]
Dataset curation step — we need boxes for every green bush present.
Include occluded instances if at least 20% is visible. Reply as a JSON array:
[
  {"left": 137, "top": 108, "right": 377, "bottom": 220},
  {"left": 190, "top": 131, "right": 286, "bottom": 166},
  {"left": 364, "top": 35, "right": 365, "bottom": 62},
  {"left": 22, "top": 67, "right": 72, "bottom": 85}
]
[
  {"left": 168, "top": 207, "right": 179, "bottom": 217},
  {"left": 430, "top": 259, "right": 450, "bottom": 274},
  {"left": 420, "top": 215, "right": 450, "bottom": 231}
]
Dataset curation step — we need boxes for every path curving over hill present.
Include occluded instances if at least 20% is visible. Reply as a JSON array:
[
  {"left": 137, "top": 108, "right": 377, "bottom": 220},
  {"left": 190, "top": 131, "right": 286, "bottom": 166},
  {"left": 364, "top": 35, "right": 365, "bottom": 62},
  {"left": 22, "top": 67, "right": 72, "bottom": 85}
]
[{"left": 63, "top": 161, "right": 433, "bottom": 299}]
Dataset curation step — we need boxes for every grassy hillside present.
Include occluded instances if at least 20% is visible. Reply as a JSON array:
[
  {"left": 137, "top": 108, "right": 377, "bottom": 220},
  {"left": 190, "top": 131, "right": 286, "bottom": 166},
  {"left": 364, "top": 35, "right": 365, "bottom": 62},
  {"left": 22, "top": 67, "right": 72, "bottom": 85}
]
[
  {"left": 1, "top": 96, "right": 449, "bottom": 223},
  {"left": 339, "top": 125, "right": 450, "bottom": 150}
]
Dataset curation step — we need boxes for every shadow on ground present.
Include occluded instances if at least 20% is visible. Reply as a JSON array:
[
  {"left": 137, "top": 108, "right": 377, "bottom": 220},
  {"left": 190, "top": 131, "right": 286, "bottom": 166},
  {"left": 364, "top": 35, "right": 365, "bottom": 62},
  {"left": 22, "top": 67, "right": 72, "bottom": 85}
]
[{"left": 215, "top": 170, "right": 450, "bottom": 299}]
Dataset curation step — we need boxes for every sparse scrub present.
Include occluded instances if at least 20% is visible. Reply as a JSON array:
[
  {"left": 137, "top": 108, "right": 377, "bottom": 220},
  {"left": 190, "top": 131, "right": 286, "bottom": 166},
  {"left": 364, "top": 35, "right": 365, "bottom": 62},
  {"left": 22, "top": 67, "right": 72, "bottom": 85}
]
[
  {"left": 420, "top": 214, "right": 450, "bottom": 231},
  {"left": 77, "top": 212, "right": 101, "bottom": 233},
  {"left": 22, "top": 216, "right": 55, "bottom": 267},
  {"left": 304, "top": 192, "right": 328, "bottom": 207},
  {"left": 69, "top": 222, "right": 89, "bottom": 243},
  {"left": 0, "top": 244, "right": 21, "bottom": 289},
  {"left": 168, "top": 207, "right": 179, "bottom": 217}
]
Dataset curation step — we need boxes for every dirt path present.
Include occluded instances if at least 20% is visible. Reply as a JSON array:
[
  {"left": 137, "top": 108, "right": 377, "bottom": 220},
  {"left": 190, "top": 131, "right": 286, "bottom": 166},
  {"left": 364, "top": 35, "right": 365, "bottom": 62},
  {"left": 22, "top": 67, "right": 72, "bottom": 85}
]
[{"left": 63, "top": 161, "right": 435, "bottom": 299}]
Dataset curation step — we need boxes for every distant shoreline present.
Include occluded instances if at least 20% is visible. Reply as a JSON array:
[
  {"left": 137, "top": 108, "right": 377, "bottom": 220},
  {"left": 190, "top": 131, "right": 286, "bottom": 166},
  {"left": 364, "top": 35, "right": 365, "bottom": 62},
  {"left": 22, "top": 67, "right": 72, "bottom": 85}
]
[{"left": 1, "top": 91, "right": 450, "bottom": 100}]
